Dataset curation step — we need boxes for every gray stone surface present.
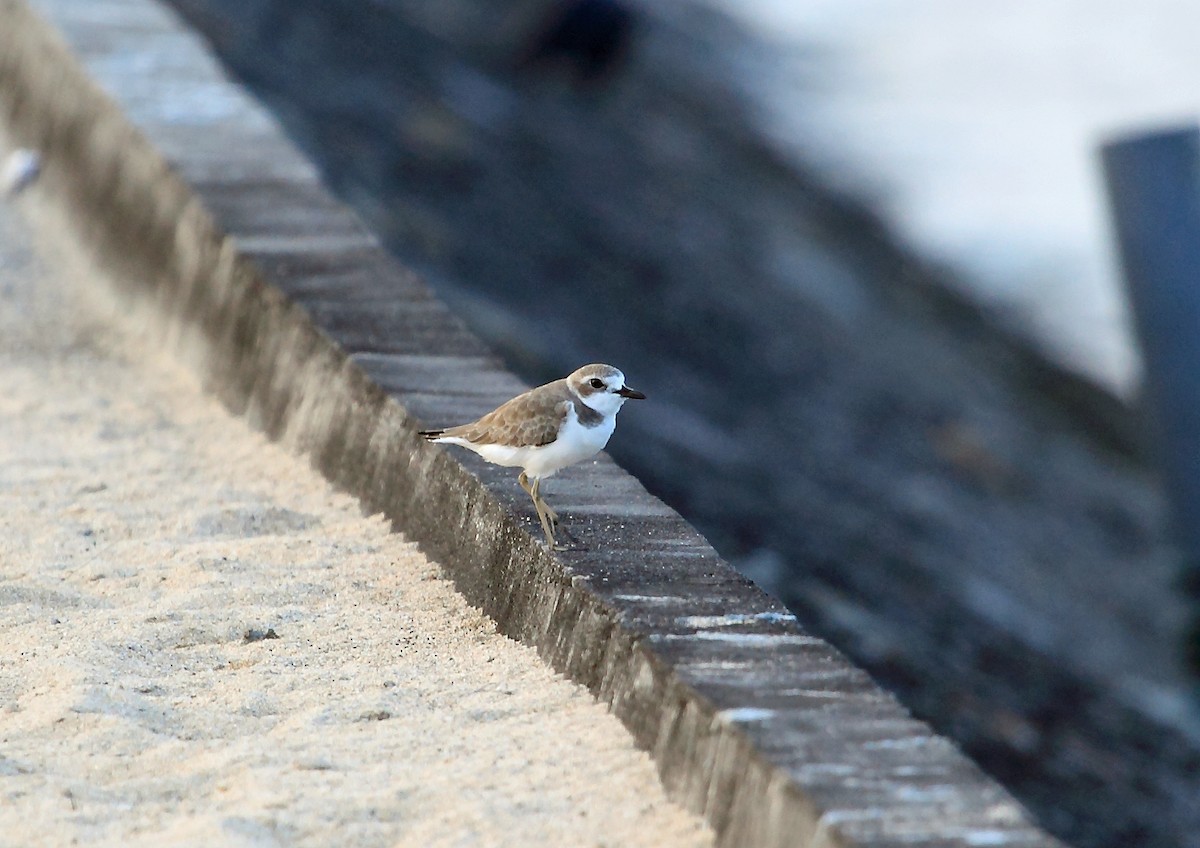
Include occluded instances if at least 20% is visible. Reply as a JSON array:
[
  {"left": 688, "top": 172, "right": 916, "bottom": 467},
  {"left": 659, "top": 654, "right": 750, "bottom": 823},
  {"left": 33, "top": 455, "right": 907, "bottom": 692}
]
[{"left": 0, "top": 0, "right": 1063, "bottom": 845}]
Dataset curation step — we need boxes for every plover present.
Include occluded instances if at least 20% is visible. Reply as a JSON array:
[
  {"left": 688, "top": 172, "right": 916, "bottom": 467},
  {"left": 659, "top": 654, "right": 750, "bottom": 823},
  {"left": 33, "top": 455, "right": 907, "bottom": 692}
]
[{"left": 419, "top": 363, "right": 645, "bottom": 549}]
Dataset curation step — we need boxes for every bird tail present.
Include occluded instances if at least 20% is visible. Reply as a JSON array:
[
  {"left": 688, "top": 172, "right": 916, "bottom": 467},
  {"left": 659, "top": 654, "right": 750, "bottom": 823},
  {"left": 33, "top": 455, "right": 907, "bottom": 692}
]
[{"left": 418, "top": 429, "right": 444, "bottom": 441}]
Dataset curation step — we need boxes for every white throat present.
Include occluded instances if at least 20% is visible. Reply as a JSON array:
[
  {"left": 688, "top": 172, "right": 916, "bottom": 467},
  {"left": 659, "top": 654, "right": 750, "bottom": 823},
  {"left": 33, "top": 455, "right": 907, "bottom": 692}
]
[{"left": 575, "top": 388, "right": 625, "bottom": 419}]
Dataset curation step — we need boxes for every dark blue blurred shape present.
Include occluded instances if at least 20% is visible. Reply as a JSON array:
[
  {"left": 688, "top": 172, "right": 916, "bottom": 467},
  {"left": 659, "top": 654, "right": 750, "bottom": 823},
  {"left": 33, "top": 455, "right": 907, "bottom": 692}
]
[
  {"left": 1103, "top": 126, "right": 1200, "bottom": 675},
  {"left": 517, "top": 0, "right": 635, "bottom": 85}
]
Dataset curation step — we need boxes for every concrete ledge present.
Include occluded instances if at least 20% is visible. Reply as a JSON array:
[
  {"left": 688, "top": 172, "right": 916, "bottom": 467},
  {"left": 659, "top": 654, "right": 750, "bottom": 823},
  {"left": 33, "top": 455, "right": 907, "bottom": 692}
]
[{"left": 0, "top": 1, "right": 1063, "bottom": 845}]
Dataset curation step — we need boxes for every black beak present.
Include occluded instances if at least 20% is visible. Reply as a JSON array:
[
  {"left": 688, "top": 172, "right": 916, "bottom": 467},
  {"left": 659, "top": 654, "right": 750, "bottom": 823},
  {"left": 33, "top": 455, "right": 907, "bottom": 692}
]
[{"left": 617, "top": 386, "right": 646, "bottom": 400}]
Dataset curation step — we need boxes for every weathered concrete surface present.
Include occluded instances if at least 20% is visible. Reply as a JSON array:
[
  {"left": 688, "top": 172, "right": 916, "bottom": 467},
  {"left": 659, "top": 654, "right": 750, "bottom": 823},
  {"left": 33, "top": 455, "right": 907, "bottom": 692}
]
[
  {"left": 0, "top": 0, "right": 1064, "bottom": 846},
  {"left": 0, "top": 180, "right": 712, "bottom": 847}
]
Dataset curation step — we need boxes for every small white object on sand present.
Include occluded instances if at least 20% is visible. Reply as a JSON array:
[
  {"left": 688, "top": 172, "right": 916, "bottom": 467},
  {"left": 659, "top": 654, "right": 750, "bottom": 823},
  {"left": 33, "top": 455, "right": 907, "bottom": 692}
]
[{"left": 1, "top": 148, "right": 41, "bottom": 197}]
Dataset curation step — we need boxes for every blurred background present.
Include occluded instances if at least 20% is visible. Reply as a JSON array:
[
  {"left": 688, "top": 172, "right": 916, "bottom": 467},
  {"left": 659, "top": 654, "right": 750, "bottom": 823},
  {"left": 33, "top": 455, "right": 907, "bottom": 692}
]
[{"left": 159, "top": 0, "right": 1200, "bottom": 845}]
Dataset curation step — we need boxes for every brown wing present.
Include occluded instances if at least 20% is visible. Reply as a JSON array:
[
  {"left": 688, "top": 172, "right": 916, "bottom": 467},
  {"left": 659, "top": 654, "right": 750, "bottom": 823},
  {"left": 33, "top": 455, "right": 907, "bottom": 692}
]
[{"left": 439, "top": 380, "right": 572, "bottom": 447}]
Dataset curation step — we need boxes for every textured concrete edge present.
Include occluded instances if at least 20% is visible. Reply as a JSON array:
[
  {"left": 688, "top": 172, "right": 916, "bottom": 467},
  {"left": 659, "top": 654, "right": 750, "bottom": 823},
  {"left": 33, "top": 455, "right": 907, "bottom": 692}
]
[{"left": 0, "top": 3, "right": 1064, "bottom": 847}]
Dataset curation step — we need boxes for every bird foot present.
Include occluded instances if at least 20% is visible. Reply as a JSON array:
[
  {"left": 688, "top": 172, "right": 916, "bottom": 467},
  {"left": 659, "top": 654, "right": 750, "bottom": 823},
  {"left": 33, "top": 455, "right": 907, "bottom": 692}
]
[{"left": 543, "top": 524, "right": 579, "bottom": 552}]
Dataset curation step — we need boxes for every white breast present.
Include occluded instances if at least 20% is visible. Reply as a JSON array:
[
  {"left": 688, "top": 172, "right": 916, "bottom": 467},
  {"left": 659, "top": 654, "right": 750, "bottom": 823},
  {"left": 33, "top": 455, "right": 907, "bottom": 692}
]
[{"left": 521, "top": 403, "right": 615, "bottom": 478}]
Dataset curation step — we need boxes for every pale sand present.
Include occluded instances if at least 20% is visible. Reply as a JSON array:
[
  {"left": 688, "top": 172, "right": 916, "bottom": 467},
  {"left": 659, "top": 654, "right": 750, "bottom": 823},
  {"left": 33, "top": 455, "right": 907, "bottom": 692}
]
[{"left": 0, "top": 193, "right": 712, "bottom": 847}]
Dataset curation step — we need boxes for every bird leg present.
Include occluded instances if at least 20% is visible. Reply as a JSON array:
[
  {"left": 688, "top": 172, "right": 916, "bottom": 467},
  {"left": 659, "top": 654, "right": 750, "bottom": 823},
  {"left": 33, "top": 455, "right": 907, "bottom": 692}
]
[
  {"left": 519, "top": 473, "right": 556, "bottom": 524},
  {"left": 519, "top": 473, "right": 566, "bottom": 549},
  {"left": 528, "top": 476, "right": 566, "bottom": 550},
  {"left": 528, "top": 477, "right": 560, "bottom": 529}
]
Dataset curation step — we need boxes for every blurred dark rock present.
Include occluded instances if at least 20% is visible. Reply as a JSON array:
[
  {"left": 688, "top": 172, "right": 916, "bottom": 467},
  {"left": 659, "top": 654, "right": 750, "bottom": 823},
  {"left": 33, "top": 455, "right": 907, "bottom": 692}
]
[
  {"left": 163, "top": 0, "right": 1200, "bottom": 845},
  {"left": 515, "top": 0, "right": 636, "bottom": 85}
]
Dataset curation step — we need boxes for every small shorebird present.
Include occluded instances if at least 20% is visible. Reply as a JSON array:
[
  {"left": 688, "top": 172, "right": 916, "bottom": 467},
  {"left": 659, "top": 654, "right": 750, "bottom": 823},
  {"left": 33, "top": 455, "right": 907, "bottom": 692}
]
[{"left": 419, "top": 363, "right": 645, "bottom": 549}]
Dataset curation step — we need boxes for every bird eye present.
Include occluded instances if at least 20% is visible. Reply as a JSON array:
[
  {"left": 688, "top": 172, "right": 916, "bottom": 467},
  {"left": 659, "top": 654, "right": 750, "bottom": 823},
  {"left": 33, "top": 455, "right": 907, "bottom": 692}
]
[{"left": 589, "top": 378, "right": 605, "bottom": 389}]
